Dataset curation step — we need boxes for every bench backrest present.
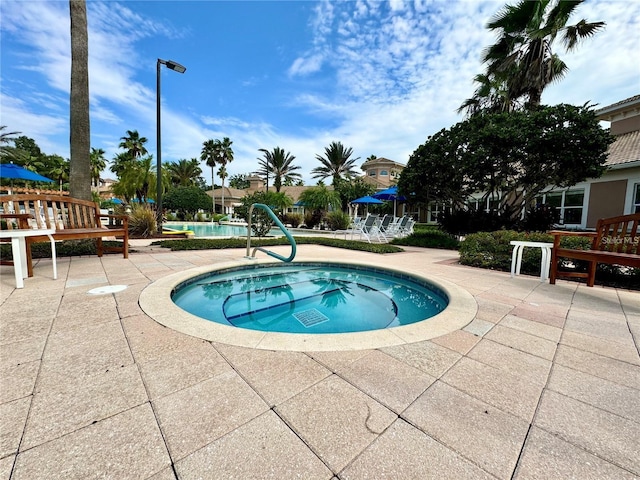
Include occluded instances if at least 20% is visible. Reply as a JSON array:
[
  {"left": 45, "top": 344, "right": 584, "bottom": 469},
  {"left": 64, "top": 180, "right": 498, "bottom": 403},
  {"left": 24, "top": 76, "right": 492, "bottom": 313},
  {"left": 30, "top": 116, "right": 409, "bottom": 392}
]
[
  {"left": 593, "top": 213, "right": 640, "bottom": 255},
  {"left": 0, "top": 194, "right": 101, "bottom": 230}
]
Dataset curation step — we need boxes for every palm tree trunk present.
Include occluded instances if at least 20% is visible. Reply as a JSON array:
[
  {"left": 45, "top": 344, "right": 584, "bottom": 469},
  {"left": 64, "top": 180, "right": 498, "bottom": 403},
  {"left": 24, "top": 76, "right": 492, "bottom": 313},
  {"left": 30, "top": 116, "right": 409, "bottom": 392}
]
[
  {"left": 211, "top": 168, "right": 215, "bottom": 218},
  {"left": 221, "top": 180, "right": 225, "bottom": 216},
  {"left": 69, "top": 0, "right": 91, "bottom": 200}
]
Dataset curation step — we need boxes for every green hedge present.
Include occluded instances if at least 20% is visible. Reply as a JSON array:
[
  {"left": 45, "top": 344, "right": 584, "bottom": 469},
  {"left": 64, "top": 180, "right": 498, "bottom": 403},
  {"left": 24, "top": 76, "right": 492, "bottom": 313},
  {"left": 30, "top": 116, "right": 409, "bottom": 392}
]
[
  {"left": 152, "top": 236, "right": 404, "bottom": 254},
  {"left": 391, "top": 229, "right": 459, "bottom": 250},
  {"left": 460, "top": 230, "right": 639, "bottom": 289},
  {"left": 0, "top": 239, "right": 125, "bottom": 261}
]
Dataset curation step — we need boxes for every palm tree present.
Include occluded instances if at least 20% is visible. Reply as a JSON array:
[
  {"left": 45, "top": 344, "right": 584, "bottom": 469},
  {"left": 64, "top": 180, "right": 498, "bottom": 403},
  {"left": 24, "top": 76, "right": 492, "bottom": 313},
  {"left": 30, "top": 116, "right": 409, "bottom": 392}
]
[
  {"left": 119, "top": 130, "right": 148, "bottom": 159},
  {"left": 44, "top": 155, "right": 70, "bottom": 192},
  {"left": 0, "top": 126, "right": 21, "bottom": 161},
  {"left": 217, "top": 165, "right": 228, "bottom": 212},
  {"left": 167, "top": 158, "right": 202, "bottom": 186},
  {"left": 257, "top": 147, "right": 302, "bottom": 193},
  {"left": 457, "top": 72, "right": 518, "bottom": 117},
  {"left": 69, "top": 0, "right": 91, "bottom": 200},
  {"left": 482, "top": 0, "right": 605, "bottom": 107},
  {"left": 311, "top": 141, "right": 359, "bottom": 185},
  {"left": 112, "top": 157, "right": 156, "bottom": 203},
  {"left": 90, "top": 148, "right": 107, "bottom": 187},
  {"left": 214, "top": 137, "right": 234, "bottom": 215},
  {"left": 200, "top": 139, "right": 218, "bottom": 214},
  {"left": 110, "top": 152, "right": 135, "bottom": 177}
]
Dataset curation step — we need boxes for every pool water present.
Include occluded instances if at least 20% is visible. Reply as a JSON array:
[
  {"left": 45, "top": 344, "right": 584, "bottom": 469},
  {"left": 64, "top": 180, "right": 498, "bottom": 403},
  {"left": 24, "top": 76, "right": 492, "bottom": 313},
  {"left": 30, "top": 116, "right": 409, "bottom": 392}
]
[
  {"left": 172, "top": 263, "right": 448, "bottom": 334},
  {"left": 165, "top": 223, "right": 247, "bottom": 237}
]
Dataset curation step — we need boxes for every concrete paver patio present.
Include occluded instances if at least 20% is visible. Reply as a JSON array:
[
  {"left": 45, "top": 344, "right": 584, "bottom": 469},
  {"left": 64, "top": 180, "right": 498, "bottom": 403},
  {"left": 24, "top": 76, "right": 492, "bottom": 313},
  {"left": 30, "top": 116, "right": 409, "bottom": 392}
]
[{"left": 1, "top": 243, "right": 639, "bottom": 479}]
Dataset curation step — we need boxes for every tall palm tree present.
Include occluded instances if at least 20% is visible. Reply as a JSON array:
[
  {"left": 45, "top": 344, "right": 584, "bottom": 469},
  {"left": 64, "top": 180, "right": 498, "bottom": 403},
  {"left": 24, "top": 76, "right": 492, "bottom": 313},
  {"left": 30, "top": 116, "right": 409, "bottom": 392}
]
[
  {"left": 214, "top": 137, "right": 234, "bottom": 215},
  {"left": 257, "top": 147, "right": 302, "bottom": 193},
  {"left": 90, "top": 147, "right": 107, "bottom": 187},
  {"left": 119, "top": 130, "right": 148, "bottom": 159},
  {"left": 217, "top": 165, "right": 228, "bottom": 212},
  {"left": 69, "top": 0, "right": 91, "bottom": 200},
  {"left": 200, "top": 139, "right": 218, "bottom": 214},
  {"left": 458, "top": 72, "right": 518, "bottom": 117},
  {"left": 0, "top": 126, "right": 21, "bottom": 161},
  {"left": 167, "top": 158, "right": 202, "bottom": 186},
  {"left": 311, "top": 141, "right": 359, "bottom": 185},
  {"left": 482, "top": 0, "right": 604, "bottom": 107},
  {"left": 110, "top": 152, "right": 135, "bottom": 177}
]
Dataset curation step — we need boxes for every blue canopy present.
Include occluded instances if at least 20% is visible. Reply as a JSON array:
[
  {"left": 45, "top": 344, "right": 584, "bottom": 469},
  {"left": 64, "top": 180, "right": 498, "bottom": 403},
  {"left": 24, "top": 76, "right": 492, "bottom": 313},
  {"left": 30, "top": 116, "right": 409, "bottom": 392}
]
[
  {"left": 351, "top": 195, "right": 384, "bottom": 204},
  {"left": 372, "top": 186, "right": 406, "bottom": 202},
  {"left": 0, "top": 163, "right": 54, "bottom": 183}
]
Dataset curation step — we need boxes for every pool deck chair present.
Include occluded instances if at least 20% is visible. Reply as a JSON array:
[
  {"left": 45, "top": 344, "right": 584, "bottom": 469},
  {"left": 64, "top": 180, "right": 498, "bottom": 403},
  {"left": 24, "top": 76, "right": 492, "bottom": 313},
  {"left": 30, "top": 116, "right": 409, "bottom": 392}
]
[{"left": 353, "top": 214, "right": 380, "bottom": 243}]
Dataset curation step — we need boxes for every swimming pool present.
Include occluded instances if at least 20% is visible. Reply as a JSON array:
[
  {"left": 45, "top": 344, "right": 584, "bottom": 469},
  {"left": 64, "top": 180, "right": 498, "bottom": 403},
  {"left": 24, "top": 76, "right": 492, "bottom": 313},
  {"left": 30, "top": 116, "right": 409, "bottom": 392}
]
[
  {"left": 164, "top": 223, "right": 247, "bottom": 237},
  {"left": 171, "top": 263, "right": 448, "bottom": 334}
]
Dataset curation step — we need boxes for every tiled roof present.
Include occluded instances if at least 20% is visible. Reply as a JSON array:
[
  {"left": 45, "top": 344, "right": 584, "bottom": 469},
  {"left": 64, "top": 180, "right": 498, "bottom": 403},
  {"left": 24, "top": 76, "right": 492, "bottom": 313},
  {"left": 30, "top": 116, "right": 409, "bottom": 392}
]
[
  {"left": 605, "top": 130, "right": 640, "bottom": 166},
  {"left": 597, "top": 95, "right": 640, "bottom": 113}
]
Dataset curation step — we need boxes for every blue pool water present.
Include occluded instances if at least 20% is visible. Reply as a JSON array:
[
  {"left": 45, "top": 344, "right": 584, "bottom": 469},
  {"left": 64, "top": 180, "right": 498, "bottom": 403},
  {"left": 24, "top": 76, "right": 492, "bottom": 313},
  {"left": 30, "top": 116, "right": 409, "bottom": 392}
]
[
  {"left": 172, "top": 263, "right": 449, "bottom": 334},
  {"left": 165, "top": 223, "right": 248, "bottom": 237}
]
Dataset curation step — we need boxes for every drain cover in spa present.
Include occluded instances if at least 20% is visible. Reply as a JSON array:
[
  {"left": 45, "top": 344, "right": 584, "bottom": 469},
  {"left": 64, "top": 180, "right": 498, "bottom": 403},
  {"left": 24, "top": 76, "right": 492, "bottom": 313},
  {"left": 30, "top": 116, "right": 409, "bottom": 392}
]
[
  {"left": 87, "top": 285, "right": 128, "bottom": 295},
  {"left": 294, "top": 309, "right": 329, "bottom": 328}
]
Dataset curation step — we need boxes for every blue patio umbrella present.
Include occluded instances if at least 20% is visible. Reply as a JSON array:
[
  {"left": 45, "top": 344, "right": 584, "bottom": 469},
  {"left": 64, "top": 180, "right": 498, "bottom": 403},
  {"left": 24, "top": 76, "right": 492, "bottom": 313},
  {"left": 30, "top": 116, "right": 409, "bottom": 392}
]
[
  {"left": 350, "top": 195, "right": 384, "bottom": 204},
  {"left": 372, "top": 186, "right": 406, "bottom": 202},
  {"left": 350, "top": 195, "right": 383, "bottom": 217},
  {"left": 0, "top": 163, "right": 54, "bottom": 183},
  {"left": 372, "top": 186, "right": 406, "bottom": 214}
]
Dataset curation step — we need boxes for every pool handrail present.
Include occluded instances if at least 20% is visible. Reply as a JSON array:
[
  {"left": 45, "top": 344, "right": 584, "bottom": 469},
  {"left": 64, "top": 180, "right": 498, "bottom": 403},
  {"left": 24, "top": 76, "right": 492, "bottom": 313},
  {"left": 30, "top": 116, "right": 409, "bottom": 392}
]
[{"left": 246, "top": 203, "right": 296, "bottom": 262}]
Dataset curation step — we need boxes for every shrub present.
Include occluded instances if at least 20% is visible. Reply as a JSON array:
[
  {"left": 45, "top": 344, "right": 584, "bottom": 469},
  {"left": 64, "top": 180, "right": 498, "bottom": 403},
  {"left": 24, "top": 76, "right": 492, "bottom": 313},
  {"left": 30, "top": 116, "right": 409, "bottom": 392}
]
[
  {"left": 128, "top": 204, "right": 157, "bottom": 238},
  {"left": 458, "top": 231, "right": 640, "bottom": 289},
  {"left": 516, "top": 204, "right": 559, "bottom": 232},
  {"left": 283, "top": 213, "right": 303, "bottom": 228},
  {"left": 391, "top": 229, "right": 459, "bottom": 250},
  {"left": 325, "top": 210, "right": 351, "bottom": 231},
  {"left": 459, "top": 230, "right": 555, "bottom": 273},
  {"left": 439, "top": 209, "right": 514, "bottom": 236},
  {"left": 304, "top": 210, "right": 322, "bottom": 229}
]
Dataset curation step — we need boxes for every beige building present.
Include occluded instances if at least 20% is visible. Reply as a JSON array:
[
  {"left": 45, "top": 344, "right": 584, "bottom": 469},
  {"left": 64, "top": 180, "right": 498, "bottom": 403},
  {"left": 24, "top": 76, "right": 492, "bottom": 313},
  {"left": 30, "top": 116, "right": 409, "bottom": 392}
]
[
  {"left": 527, "top": 95, "right": 640, "bottom": 229},
  {"left": 360, "top": 157, "right": 405, "bottom": 190}
]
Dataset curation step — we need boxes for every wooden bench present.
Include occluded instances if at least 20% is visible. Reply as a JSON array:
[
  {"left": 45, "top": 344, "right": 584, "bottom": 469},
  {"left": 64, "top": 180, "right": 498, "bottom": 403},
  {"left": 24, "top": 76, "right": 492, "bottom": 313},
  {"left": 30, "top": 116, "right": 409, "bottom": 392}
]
[
  {"left": 0, "top": 194, "right": 128, "bottom": 277},
  {"left": 549, "top": 213, "right": 640, "bottom": 287}
]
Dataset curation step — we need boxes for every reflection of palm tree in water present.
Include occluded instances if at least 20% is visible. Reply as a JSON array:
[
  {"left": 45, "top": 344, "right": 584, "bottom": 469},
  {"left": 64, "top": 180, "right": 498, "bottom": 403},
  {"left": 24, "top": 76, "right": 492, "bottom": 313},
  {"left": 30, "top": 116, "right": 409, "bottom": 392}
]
[
  {"left": 311, "top": 277, "right": 354, "bottom": 309},
  {"left": 202, "top": 280, "right": 233, "bottom": 300}
]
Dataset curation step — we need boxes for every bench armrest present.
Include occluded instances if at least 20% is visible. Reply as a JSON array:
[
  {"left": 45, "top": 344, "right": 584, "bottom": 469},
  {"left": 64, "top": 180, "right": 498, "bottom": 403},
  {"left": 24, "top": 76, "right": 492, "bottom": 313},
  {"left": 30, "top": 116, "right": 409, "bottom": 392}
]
[
  {"left": 0, "top": 213, "right": 33, "bottom": 229},
  {"left": 100, "top": 214, "right": 129, "bottom": 221}
]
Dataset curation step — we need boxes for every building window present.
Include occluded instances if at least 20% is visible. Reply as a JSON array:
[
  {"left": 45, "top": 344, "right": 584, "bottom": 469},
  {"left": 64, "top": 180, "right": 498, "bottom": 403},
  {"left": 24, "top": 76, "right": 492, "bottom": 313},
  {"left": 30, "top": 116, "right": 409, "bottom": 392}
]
[
  {"left": 427, "top": 202, "right": 446, "bottom": 223},
  {"left": 380, "top": 170, "right": 388, "bottom": 176},
  {"left": 467, "top": 196, "right": 501, "bottom": 213},
  {"left": 369, "top": 171, "right": 376, "bottom": 176},
  {"left": 634, "top": 183, "right": 640, "bottom": 213},
  {"left": 539, "top": 189, "right": 585, "bottom": 225}
]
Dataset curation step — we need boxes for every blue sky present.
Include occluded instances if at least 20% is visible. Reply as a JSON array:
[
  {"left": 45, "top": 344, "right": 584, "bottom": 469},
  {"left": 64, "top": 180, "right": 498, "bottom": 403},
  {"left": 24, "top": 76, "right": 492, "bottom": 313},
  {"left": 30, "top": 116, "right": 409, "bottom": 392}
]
[{"left": 1, "top": 0, "right": 639, "bottom": 185}]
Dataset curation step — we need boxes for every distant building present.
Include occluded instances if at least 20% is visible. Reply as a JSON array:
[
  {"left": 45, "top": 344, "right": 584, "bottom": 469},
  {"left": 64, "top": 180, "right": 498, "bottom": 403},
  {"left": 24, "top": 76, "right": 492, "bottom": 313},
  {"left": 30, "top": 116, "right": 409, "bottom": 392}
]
[{"left": 360, "top": 157, "right": 405, "bottom": 190}]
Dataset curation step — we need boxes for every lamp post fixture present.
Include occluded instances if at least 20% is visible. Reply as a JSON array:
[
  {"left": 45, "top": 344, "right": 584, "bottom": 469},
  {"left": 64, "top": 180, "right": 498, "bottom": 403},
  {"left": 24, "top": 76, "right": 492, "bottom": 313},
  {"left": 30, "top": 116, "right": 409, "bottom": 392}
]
[{"left": 156, "top": 58, "right": 186, "bottom": 234}]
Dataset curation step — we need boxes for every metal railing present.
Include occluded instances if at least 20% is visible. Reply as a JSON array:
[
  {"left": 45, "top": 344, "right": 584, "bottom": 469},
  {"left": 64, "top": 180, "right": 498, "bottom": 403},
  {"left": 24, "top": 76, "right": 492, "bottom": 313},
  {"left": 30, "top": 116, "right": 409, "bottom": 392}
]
[{"left": 245, "top": 203, "right": 296, "bottom": 262}]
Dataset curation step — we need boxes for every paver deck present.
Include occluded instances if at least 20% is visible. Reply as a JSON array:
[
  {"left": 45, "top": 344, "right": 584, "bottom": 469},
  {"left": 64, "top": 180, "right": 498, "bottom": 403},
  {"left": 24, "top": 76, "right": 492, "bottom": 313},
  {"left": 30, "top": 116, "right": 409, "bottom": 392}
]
[{"left": 1, "top": 243, "right": 638, "bottom": 479}]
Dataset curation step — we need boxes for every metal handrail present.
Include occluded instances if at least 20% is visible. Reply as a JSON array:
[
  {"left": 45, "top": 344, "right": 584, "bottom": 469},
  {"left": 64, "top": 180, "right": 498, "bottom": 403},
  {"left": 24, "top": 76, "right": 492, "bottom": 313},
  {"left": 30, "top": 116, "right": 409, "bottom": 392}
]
[{"left": 245, "top": 203, "right": 296, "bottom": 262}]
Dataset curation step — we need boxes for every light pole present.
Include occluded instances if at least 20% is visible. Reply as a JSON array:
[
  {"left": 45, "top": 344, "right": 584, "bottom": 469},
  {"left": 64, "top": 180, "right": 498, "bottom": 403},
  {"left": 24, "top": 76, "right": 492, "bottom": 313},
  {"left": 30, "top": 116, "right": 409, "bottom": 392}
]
[{"left": 156, "top": 58, "right": 186, "bottom": 234}]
